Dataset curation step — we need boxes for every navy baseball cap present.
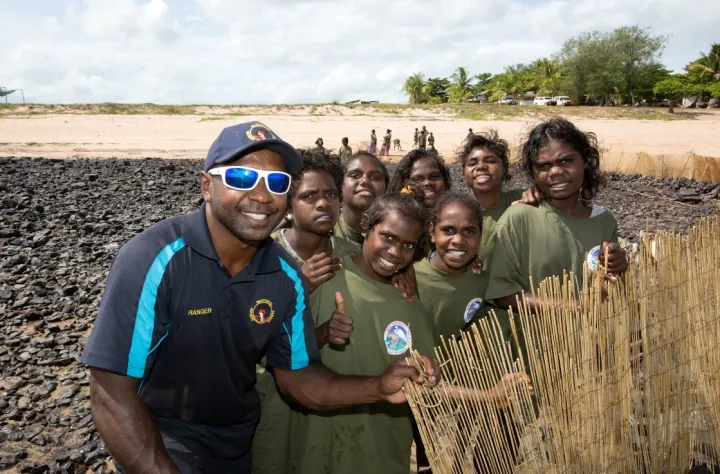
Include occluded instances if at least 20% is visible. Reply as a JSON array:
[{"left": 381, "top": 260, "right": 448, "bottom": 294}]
[{"left": 203, "top": 122, "right": 302, "bottom": 173}]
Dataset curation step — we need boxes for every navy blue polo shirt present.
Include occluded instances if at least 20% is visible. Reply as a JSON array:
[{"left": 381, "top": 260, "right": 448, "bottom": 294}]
[{"left": 81, "top": 204, "right": 319, "bottom": 462}]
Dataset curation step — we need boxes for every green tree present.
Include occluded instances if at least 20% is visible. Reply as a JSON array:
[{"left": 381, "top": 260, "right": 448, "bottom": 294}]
[
  {"left": 471, "top": 73, "right": 493, "bottom": 95},
  {"left": 559, "top": 26, "right": 667, "bottom": 105},
  {"left": 424, "top": 77, "right": 451, "bottom": 103},
  {"left": 612, "top": 26, "right": 668, "bottom": 105},
  {"left": 687, "top": 43, "right": 720, "bottom": 82},
  {"left": 448, "top": 67, "right": 474, "bottom": 103},
  {"left": 403, "top": 72, "right": 427, "bottom": 104},
  {"left": 653, "top": 75, "right": 702, "bottom": 113},
  {"left": 531, "top": 58, "right": 563, "bottom": 95}
]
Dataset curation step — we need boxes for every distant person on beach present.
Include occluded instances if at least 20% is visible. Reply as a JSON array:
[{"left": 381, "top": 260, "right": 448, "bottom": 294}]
[
  {"left": 339, "top": 137, "right": 352, "bottom": 161},
  {"left": 315, "top": 138, "right": 325, "bottom": 153},
  {"left": 467, "top": 128, "right": 474, "bottom": 141},
  {"left": 81, "top": 121, "right": 438, "bottom": 474},
  {"left": 428, "top": 132, "right": 436, "bottom": 152},
  {"left": 418, "top": 126, "right": 428, "bottom": 150},
  {"left": 368, "top": 129, "right": 378, "bottom": 154},
  {"left": 380, "top": 129, "right": 392, "bottom": 156},
  {"left": 413, "top": 128, "right": 419, "bottom": 148},
  {"left": 393, "top": 138, "right": 402, "bottom": 151}
]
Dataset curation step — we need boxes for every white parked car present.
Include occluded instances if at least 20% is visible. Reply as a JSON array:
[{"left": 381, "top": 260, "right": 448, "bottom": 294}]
[
  {"left": 498, "top": 95, "right": 518, "bottom": 105},
  {"left": 534, "top": 96, "right": 557, "bottom": 106},
  {"left": 555, "top": 96, "right": 572, "bottom": 106}
]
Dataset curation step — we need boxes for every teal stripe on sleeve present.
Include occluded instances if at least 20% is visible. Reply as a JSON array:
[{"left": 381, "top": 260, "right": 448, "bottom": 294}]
[
  {"left": 279, "top": 257, "right": 310, "bottom": 370},
  {"left": 126, "top": 237, "right": 186, "bottom": 378}
]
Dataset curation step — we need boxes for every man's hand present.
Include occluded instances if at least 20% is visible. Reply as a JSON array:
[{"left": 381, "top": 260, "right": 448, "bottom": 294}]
[
  {"left": 512, "top": 187, "right": 542, "bottom": 206},
  {"left": 378, "top": 356, "right": 440, "bottom": 404},
  {"left": 391, "top": 265, "right": 418, "bottom": 302},
  {"left": 601, "top": 241, "right": 628, "bottom": 277},
  {"left": 316, "top": 292, "right": 353, "bottom": 348},
  {"left": 301, "top": 253, "right": 342, "bottom": 293}
]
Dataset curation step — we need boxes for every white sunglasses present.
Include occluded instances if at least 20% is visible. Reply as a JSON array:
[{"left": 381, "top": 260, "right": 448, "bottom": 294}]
[{"left": 208, "top": 166, "right": 292, "bottom": 195}]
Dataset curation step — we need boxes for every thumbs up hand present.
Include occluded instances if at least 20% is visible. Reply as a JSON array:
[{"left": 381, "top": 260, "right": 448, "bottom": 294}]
[{"left": 326, "top": 292, "right": 354, "bottom": 345}]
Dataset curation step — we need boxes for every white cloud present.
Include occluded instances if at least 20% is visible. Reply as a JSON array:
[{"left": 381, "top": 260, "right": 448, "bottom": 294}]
[{"left": 0, "top": 0, "right": 718, "bottom": 104}]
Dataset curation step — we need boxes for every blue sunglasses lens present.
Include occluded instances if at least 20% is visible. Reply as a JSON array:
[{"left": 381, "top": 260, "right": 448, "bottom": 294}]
[
  {"left": 265, "top": 172, "right": 291, "bottom": 194},
  {"left": 224, "top": 168, "right": 290, "bottom": 194}
]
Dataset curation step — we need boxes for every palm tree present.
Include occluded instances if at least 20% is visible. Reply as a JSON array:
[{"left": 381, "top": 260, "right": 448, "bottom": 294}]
[
  {"left": 448, "top": 67, "right": 473, "bottom": 103},
  {"left": 403, "top": 73, "right": 426, "bottom": 104},
  {"left": 688, "top": 43, "right": 720, "bottom": 81},
  {"left": 532, "top": 58, "right": 563, "bottom": 95}
]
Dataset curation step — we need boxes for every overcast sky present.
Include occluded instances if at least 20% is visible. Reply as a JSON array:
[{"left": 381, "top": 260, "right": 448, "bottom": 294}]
[{"left": 2, "top": 0, "right": 718, "bottom": 104}]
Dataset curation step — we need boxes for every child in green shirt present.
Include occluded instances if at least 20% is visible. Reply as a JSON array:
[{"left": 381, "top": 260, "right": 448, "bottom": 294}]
[
  {"left": 254, "top": 150, "right": 356, "bottom": 474},
  {"left": 458, "top": 129, "right": 538, "bottom": 265},
  {"left": 288, "top": 188, "right": 437, "bottom": 474},
  {"left": 333, "top": 152, "right": 389, "bottom": 247},
  {"left": 415, "top": 192, "right": 490, "bottom": 346},
  {"left": 486, "top": 117, "right": 629, "bottom": 315}
]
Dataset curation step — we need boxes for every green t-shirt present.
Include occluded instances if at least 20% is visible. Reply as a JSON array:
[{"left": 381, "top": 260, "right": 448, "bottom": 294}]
[
  {"left": 333, "top": 214, "right": 364, "bottom": 246},
  {"left": 485, "top": 202, "right": 619, "bottom": 301},
  {"left": 339, "top": 145, "right": 352, "bottom": 161},
  {"left": 253, "top": 231, "right": 359, "bottom": 474},
  {"left": 414, "top": 258, "right": 490, "bottom": 346},
  {"left": 478, "top": 188, "right": 524, "bottom": 266},
  {"left": 288, "top": 256, "right": 434, "bottom": 474}
]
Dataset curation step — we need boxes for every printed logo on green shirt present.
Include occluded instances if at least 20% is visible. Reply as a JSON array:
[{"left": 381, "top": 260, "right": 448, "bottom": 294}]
[
  {"left": 586, "top": 245, "right": 603, "bottom": 272},
  {"left": 464, "top": 298, "right": 484, "bottom": 323},
  {"left": 384, "top": 321, "right": 412, "bottom": 355}
]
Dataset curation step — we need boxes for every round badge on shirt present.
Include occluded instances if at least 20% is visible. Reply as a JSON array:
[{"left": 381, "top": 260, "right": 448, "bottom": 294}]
[
  {"left": 464, "top": 298, "right": 484, "bottom": 323},
  {"left": 384, "top": 321, "right": 412, "bottom": 355},
  {"left": 586, "top": 245, "right": 603, "bottom": 272}
]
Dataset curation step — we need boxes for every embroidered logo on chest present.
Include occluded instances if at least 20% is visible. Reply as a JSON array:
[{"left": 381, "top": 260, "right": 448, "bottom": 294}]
[
  {"left": 384, "top": 321, "right": 412, "bottom": 356},
  {"left": 250, "top": 299, "right": 275, "bottom": 324},
  {"left": 464, "top": 298, "right": 484, "bottom": 323}
]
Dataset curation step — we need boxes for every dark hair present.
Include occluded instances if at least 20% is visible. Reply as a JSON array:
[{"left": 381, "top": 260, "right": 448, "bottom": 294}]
[
  {"left": 344, "top": 151, "right": 390, "bottom": 185},
  {"left": 430, "top": 192, "right": 483, "bottom": 235},
  {"left": 458, "top": 129, "right": 512, "bottom": 181},
  {"left": 387, "top": 149, "right": 452, "bottom": 194},
  {"left": 287, "top": 148, "right": 345, "bottom": 210},
  {"left": 361, "top": 182, "right": 428, "bottom": 261},
  {"left": 521, "top": 117, "right": 606, "bottom": 203}
]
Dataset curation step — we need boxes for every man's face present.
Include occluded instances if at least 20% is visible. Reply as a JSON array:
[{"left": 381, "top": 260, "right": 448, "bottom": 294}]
[
  {"left": 463, "top": 147, "right": 505, "bottom": 194},
  {"left": 290, "top": 170, "right": 341, "bottom": 235},
  {"left": 202, "top": 149, "right": 287, "bottom": 244},
  {"left": 532, "top": 139, "right": 585, "bottom": 201},
  {"left": 343, "top": 156, "right": 387, "bottom": 211},
  {"left": 409, "top": 157, "right": 446, "bottom": 207},
  {"left": 362, "top": 211, "right": 421, "bottom": 279}
]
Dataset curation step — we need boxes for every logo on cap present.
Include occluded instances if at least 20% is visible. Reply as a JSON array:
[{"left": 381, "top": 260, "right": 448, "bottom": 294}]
[{"left": 246, "top": 123, "right": 277, "bottom": 142}]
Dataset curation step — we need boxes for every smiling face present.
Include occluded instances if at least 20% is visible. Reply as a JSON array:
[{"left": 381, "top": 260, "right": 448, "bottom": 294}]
[
  {"left": 201, "top": 149, "right": 287, "bottom": 245},
  {"left": 463, "top": 147, "right": 505, "bottom": 195},
  {"left": 359, "top": 210, "right": 422, "bottom": 281},
  {"left": 430, "top": 202, "right": 481, "bottom": 273},
  {"left": 532, "top": 139, "right": 585, "bottom": 202},
  {"left": 409, "top": 157, "right": 446, "bottom": 207},
  {"left": 342, "top": 156, "right": 387, "bottom": 212},
  {"left": 290, "top": 170, "right": 341, "bottom": 235}
]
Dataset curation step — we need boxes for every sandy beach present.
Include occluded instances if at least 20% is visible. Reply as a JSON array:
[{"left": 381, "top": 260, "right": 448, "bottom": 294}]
[
  {"left": 0, "top": 107, "right": 718, "bottom": 159},
  {"left": 1, "top": 106, "right": 719, "bottom": 181}
]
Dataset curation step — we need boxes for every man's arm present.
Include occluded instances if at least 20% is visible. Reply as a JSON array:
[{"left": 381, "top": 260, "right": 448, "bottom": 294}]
[
  {"left": 273, "top": 357, "right": 438, "bottom": 411},
  {"left": 89, "top": 368, "right": 178, "bottom": 474}
]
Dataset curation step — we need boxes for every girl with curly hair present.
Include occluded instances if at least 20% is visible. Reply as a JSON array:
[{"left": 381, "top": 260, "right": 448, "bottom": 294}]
[{"left": 486, "top": 117, "right": 628, "bottom": 316}]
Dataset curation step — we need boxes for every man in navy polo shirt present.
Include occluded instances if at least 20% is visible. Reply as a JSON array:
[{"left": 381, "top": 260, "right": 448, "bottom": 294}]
[{"left": 82, "top": 122, "right": 438, "bottom": 474}]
